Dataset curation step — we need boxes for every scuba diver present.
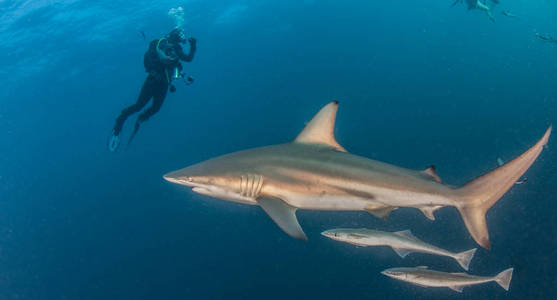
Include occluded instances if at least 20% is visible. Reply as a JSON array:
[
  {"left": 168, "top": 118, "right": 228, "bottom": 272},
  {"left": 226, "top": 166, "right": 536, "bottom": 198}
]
[
  {"left": 108, "top": 28, "right": 196, "bottom": 152},
  {"left": 536, "top": 33, "right": 557, "bottom": 43},
  {"left": 452, "top": 0, "right": 498, "bottom": 22}
]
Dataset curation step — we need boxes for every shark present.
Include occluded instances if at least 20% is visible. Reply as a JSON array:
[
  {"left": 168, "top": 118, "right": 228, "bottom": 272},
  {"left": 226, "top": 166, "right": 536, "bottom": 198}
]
[
  {"left": 381, "top": 266, "right": 513, "bottom": 292},
  {"left": 321, "top": 228, "right": 476, "bottom": 270},
  {"left": 163, "top": 101, "right": 551, "bottom": 249}
]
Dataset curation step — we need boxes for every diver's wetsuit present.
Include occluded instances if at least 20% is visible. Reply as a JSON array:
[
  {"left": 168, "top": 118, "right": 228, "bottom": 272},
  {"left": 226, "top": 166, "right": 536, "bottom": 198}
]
[{"left": 112, "top": 36, "right": 196, "bottom": 136}]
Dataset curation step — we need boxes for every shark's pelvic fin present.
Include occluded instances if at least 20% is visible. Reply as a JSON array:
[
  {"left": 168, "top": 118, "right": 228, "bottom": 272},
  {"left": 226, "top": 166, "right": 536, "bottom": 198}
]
[
  {"left": 455, "top": 126, "right": 551, "bottom": 250},
  {"left": 421, "top": 165, "right": 443, "bottom": 183},
  {"left": 366, "top": 206, "right": 397, "bottom": 220},
  {"left": 257, "top": 196, "right": 307, "bottom": 241},
  {"left": 294, "top": 101, "right": 347, "bottom": 152}
]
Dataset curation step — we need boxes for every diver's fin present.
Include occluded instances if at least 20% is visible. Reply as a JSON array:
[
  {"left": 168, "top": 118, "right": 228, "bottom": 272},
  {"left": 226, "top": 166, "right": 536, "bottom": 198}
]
[
  {"left": 294, "top": 101, "right": 346, "bottom": 152},
  {"left": 257, "top": 196, "right": 307, "bottom": 241},
  {"left": 108, "top": 132, "right": 120, "bottom": 152},
  {"left": 455, "top": 126, "right": 551, "bottom": 250},
  {"left": 366, "top": 206, "right": 397, "bottom": 220},
  {"left": 420, "top": 206, "right": 442, "bottom": 221},
  {"left": 448, "top": 286, "right": 464, "bottom": 293},
  {"left": 392, "top": 247, "right": 412, "bottom": 258},
  {"left": 421, "top": 165, "right": 443, "bottom": 183}
]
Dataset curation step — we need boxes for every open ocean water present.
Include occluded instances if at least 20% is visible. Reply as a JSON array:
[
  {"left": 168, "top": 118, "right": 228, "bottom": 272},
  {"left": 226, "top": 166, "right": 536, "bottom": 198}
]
[{"left": 1, "top": 0, "right": 556, "bottom": 299}]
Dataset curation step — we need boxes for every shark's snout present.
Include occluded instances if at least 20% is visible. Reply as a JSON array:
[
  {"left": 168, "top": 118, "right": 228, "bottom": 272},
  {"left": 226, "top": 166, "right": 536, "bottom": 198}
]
[
  {"left": 163, "top": 173, "right": 179, "bottom": 184},
  {"left": 163, "top": 170, "right": 195, "bottom": 186},
  {"left": 321, "top": 230, "right": 333, "bottom": 237}
]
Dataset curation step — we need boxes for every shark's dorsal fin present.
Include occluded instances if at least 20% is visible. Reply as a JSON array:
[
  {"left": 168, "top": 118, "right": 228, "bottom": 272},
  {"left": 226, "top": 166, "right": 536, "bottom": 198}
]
[
  {"left": 257, "top": 196, "right": 307, "bottom": 241},
  {"left": 294, "top": 101, "right": 347, "bottom": 152},
  {"left": 394, "top": 230, "right": 418, "bottom": 240},
  {"left": 421, "top": 165, "right": 443, "bottom": 183}
]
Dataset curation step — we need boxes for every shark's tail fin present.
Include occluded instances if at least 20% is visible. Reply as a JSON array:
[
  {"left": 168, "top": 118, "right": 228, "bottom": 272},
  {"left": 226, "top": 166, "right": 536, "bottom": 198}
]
[
  {"left": 454, "top": 248, "right": 476, "bottom": 271},
  {"left": 454, "top": 126, "right": 551, "bottom": 250},
  {"left": 494, "top": 268, "right": 513, "bottom": 291}
]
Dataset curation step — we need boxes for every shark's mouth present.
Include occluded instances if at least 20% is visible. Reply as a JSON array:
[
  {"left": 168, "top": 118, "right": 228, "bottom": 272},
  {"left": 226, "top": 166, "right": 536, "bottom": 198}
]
[{"left": 192, "top": 187, "right": 210, "bottom": 194}]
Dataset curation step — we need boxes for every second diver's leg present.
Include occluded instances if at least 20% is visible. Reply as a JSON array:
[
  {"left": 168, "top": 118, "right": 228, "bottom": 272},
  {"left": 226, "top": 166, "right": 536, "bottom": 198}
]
[{"left": 112, "top": 76, "right": 154, "bottom": 136}]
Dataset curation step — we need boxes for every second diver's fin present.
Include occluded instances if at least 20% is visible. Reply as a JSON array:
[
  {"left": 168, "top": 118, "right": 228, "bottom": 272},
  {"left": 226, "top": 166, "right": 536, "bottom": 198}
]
[
  {"left": 108, "top": 131, "right": 120, "bottom": 152},
  {"left": 257, "top": 196, "right": 307, "bottom": 241}
]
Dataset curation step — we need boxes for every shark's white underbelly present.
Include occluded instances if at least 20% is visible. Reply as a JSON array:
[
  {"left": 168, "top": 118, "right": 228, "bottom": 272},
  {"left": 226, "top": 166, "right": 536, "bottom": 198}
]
[{"left": 273, "top": 184, "right": 453, "bottom": 211}]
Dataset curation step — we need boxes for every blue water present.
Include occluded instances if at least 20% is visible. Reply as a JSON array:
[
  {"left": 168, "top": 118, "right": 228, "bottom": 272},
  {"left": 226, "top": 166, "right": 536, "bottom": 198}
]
[{"left": 1, "top": 0, "right": 556, "bottom": 299}]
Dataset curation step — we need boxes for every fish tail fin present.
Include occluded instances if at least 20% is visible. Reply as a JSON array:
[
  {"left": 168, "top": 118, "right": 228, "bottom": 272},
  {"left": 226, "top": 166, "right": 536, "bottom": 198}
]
[
  {"left": 494, "top": 268, "right": 514, "bottom": 291},
  {"left": 454, "top": 248, "right": 477, "bottom": 271},
  {"left": 454, "top": 126, "right": 551, "bottom": 249}
]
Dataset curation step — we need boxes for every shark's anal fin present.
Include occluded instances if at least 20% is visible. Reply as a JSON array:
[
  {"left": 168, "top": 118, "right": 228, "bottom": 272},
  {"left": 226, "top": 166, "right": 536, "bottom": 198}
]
[
  {"left": 294, "top": 101, "right": 347, "bottom": 152},
  {"left": 419, "top": 206, "right": 442, "bottom": 221},
  {"left": 366, "top": 206, "right": 397, "bottom": 220},
  {"left": 392, "top": 247, "right": 413, "bottom": 258},
  {"left": 448, "top": 286, "right": 464, "bottom": 293},
  {"left": 257, "top": 196, "right": 307, "bottom": 241},
  {"left": 421, "top": 165, "right": 443, "bottom": 183}
]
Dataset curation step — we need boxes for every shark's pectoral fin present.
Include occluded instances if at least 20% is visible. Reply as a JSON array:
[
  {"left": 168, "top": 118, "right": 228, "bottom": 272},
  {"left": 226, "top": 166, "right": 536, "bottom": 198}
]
[
  {"left": 419, "top": 206, "right": 442, "bottom": 221},
  {"left": 366, "top": 206, "right": 397, "bottom": 220},
  {"left": 294, "top": 101, "right": 347, "bottom": 152},
  {"left": 257, "top": 197, "right": 307, "bottom": 241},
  {"left": 448, "top": 286, "right": 464, "bottom": 293},
  {"left": 392, "top": 247, "right": 412, "bottom": 258}
]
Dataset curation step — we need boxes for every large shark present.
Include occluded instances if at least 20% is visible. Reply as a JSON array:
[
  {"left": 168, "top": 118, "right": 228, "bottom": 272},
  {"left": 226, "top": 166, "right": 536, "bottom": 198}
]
[{"left": 164, "top": 102, "right": 551, "bottom": 249}]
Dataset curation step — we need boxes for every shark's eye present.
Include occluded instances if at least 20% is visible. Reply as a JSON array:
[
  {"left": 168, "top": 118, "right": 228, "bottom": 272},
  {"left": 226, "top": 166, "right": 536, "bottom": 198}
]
[
  {"left": 186, "top": 177, "right": 194, "bottom": 182},
  {"left": 334, "top": 233, "right": 339, "bottom": 237}
]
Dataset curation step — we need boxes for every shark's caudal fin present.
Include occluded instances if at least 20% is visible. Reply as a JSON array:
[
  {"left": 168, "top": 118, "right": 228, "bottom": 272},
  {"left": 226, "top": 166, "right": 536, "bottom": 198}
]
[
  {"left": 454, "top": 248, "right": 476, "bottom": 271},
  {"left": 454, "top": 126, "right": 551, "bottom": 249},
  {"left": 494, "top": 268, "right": 514, "bottom": 291}
]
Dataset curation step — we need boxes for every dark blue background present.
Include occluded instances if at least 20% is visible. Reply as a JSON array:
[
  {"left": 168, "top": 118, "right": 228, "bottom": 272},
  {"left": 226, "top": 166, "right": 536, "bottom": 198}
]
[{"left": 1, "top": 0, "right": 556, "bottom": 299}]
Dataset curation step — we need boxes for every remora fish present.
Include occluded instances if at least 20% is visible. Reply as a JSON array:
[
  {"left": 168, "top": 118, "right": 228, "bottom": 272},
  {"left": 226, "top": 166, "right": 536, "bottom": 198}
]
[
  {"left": 163, "top": 102, "right": 551, "bottom": 249},
  {"left": 321, "top": 228, "right": 476, "bottom": 270},
  {"left": 381, "top": 266, "right": 514, "bottom": 292}
]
